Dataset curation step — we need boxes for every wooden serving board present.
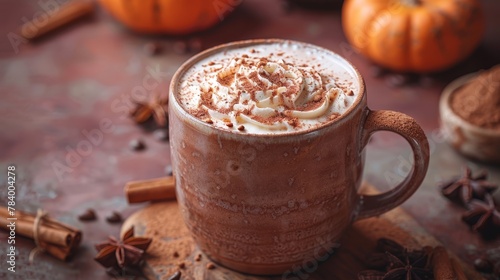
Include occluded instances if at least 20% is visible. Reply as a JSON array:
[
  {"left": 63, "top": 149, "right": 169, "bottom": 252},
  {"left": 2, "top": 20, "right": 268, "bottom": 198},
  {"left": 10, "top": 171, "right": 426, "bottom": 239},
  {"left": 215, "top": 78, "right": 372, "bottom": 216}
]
[{"left": 122, "top": 183, "right": 483, "bottom": 280}]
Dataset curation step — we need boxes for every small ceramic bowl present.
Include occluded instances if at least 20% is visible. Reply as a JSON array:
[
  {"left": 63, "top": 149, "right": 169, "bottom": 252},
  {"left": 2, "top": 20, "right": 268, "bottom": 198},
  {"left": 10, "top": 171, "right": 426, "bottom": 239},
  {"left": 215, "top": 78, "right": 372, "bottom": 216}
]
[{"left": 440, "top": 73, "right": 500, "bottom": 163}]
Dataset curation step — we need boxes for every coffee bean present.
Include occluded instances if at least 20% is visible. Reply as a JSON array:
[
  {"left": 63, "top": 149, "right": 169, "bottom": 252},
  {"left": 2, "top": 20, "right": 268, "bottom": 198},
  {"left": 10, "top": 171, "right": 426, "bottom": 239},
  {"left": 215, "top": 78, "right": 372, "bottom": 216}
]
[
  {"left": 165, "top": 165, "right": 173, "bottom": 176},
  {"left": 129, "top": 139, "right": 145, "bottom": 151},
  {"left": 78, "top": 208, "right": 96, "bottom": 221},
  {"left": 167, "top": 270, "right": 181, "bottom": 280},
  {"left": 206, "top": 262, "right": 216, "bottom": 269},
  {"left": 154, "top": 129, "right": 169, "bottom": 142},
  {"left": 178, "top": 262, "right": 185, "bottom": 269},
  {"left": 195, "top": 253, "right": 202, "bottom": 261},
  {"left": 106, "top": 211, "right": 122, "bottom": 224},
  {"left": 173, "top": 251, "right": 179, "bottom": 258},
  {"left": 144, "top": 42, "right": 162, "bottom": 56},
  {"left": 474, "top": 257, "right": 493, "bottom": 273},
  {"left": 172, "top": 40, "right": 188, "bottom": 54}
]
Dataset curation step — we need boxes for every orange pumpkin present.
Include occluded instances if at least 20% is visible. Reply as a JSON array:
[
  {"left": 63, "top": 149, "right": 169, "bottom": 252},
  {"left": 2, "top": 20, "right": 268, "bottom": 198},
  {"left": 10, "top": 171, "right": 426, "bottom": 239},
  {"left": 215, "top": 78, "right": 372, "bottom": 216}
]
[
  {"left": 342, "top": 0, "right": 485, "bottom": 73},
  {"left": 98, "top": 0, "right": 240, "bottom": 34}
]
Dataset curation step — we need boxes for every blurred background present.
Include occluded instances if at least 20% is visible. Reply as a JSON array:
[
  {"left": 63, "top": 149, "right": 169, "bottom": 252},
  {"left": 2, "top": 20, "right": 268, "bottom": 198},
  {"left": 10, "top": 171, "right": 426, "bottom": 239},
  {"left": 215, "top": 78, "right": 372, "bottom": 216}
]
[{"left": 0, "top": 0, "right": 499, "bottom": 279}]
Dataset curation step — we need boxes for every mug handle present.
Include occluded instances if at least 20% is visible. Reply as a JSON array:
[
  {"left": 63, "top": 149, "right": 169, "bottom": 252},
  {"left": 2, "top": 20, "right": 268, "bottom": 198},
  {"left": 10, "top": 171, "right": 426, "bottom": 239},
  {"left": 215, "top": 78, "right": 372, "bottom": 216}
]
[{"left": 355, "top": 110, "right": 430, "bottom": 220}]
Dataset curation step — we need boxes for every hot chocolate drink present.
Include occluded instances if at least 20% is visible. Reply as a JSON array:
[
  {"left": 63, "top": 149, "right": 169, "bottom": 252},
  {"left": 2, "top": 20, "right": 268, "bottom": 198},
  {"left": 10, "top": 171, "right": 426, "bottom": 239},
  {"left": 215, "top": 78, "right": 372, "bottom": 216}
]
[
  {"left": 176, "top": 41, "right": 360, "bottom": 134},
  {"left": 169, "top": 39, "right": 429, "bottom": 275}
]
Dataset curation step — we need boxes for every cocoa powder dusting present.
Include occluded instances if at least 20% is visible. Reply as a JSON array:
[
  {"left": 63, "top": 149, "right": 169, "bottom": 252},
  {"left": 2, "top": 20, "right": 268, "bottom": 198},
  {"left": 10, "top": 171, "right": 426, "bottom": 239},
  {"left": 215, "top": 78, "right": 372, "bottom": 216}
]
[{"left": 450, "top": 66, "right": 500, "bottom": 130}]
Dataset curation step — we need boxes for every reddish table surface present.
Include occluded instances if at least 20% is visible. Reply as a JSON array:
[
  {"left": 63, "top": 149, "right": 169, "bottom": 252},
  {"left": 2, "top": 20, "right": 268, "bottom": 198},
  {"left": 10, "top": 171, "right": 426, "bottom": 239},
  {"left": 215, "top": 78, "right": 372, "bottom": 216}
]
[{"left": 0, "top": 0, "right": 499, "bottom": 279}]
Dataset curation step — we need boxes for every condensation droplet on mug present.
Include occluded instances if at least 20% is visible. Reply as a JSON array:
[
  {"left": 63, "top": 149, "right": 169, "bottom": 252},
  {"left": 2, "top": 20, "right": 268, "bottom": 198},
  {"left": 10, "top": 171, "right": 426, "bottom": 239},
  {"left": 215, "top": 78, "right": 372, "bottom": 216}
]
[
  {"left": 283, "top": 152, "right": 288, "bottom": 157},
  {"left": 346, "top": 145, "right": 351, "bottom": 157},
  {"left": 294, "top": 147, "right": 300, "bottom": 154},
  {"left": 181, "top": 141, "right": 186, "bottom": 148},
  {"left": 288, "top": 200, "right": 295, "bottom": 208},
  {"left": 288, "top": 177, "right": 295, "bottom": 186},
  {"left": 244, "top": 219, "right": 249, "bottom": 224},
  {"left": 336, "top": 202, "right": 340, "bottom": 208}
]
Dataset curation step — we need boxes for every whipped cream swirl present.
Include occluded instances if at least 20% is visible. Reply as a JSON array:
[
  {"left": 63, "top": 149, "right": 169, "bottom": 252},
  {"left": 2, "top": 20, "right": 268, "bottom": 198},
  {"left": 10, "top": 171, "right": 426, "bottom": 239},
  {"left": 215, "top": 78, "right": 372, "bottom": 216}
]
[{"left": 178, "top": 45, "right": 357, "bottom": 134}]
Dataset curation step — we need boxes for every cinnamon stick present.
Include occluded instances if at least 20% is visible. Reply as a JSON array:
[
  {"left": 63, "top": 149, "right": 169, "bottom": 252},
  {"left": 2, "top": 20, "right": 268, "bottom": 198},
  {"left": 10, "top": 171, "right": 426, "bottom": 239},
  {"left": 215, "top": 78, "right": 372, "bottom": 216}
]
[
  {"left": 0, "top": 207, "right": 82, "bottom": 261},
  {"left": 450, "top": 257, "right": 468, "bottom": 280},
  {"left": 20, "top": 0, "right": 95, "bottom": 40},
  {"left": 125, "top": 176, "right": 176, "bottom": 203},
  {"left": 431, "top": 246, "right": 457, "bottom": 280}
]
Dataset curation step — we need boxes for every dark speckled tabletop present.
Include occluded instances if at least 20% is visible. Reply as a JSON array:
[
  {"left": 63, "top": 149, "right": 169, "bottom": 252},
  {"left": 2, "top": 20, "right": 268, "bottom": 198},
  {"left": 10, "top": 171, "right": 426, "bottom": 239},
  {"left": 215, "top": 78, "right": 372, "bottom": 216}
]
[{"left": 0, "top": 0, "right": 499, "bottom": 279}]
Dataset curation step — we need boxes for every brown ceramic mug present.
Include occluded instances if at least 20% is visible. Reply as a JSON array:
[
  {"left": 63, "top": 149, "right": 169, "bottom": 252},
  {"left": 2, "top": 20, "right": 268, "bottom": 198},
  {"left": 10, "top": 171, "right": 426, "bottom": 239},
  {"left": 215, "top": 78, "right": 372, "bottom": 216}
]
[{"left": 169, "top": 39, "right": 429, "bottom": 275}]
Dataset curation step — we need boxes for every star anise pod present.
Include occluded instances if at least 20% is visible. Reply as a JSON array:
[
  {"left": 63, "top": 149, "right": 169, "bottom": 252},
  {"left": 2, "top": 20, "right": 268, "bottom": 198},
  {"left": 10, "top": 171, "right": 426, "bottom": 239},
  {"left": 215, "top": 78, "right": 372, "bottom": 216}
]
[
  {"left": 440, "top": 166, "right": 497, "bottom": 205},
  {"left": 360, "top": 239, "right": 433, "bottom": 280},
  {"left": 383, "top": 251, "right": 433, "bottom": 280},
  {"left": 462, "top": 194, "right": 500, "bottom": 236},
  {"left": 130, "top": 93, "right": 168, "bottom": 127},
  {"left": 94, "top": 226, "right": 152, "bottom": 269}
]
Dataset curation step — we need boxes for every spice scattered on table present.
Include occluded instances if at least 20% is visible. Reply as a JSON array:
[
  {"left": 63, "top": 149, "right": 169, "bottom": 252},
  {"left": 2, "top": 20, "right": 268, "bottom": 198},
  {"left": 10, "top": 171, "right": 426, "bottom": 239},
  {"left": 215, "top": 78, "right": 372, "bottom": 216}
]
[
  {"left": 165, "top": 165, "right": 173, "bottom": 176},
  {"left": 206, "top": 262, "right": 216, "bottom": 270},
  {"left": 130, "top": 92, "right": 169, "bottom": 127},
  {"left": 94, "top": 226, "right": 152, "bottom": 270},
  {"left": 358, "top": 238, "right": 466, "bottom": 279},
  {"left": 124, "top": 176, "right": 176, "bottom": 203},
  {"left": 154, "top": 129, "right": 169, "bottom": 141},
  {"left": 105, "top": 211, "right": 122, "bottom": 224},
  {"left": 0, "top": 207, "right": 82, "bottom": 261},
  {"left": 78, "top": 208, "right": 97, "bottom": 221},
  {"left": 440, "top": 166, "right": 497, "bottom": 205},
  {"left": 129, "top": 139, "right": 146, "bottom": 151},
  {"left": 462, "top": 195, "right": 500, "bottom": 236},
  {"left": 439, "top": 166, "right": 499, "bottom": 238},
  {"left": 473, "top": 257, "right": 493, "bottom": 273},
  {"left": 20, "top": 0, "right": 95, "bottom": 40}
]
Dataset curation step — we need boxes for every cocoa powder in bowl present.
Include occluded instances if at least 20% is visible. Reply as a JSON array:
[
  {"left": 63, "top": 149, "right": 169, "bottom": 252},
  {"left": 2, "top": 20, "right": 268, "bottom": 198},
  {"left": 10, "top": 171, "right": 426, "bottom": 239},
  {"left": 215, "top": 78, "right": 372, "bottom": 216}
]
[{"left": 450, "top": 65, "right": 500, "bottom": 130}]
